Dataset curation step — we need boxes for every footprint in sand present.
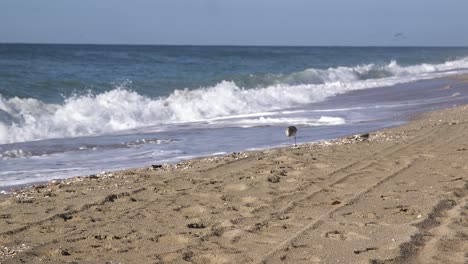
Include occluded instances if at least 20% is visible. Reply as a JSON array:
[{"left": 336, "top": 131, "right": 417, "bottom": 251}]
[
  {"left": 324, "top": 230, "right": 346, "bottom": 240},
  {"left": 356, "top": 211, "right": 378, "bottom": 220},
  {"left": 353, "top": 247, "right": 378, "bottom": 254}
]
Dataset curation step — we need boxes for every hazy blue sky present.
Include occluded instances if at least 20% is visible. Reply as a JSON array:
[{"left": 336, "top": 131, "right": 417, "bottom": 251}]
[{"left": 1, "top": 0, "right": 468, "bottom": 46}]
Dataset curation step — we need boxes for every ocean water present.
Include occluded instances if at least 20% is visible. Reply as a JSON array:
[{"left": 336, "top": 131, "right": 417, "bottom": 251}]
[{"left": 1, "top": 44, "right": 468, "bottom": 187}]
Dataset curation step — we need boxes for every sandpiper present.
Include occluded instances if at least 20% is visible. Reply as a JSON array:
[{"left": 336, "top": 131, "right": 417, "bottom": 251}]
[{"left": 285, "top": 126, "right": 297, "bottom": 146}]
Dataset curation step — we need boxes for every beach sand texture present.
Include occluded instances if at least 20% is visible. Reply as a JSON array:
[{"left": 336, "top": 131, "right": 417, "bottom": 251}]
[{"left": 1, "top": 106, "right": 467, "bottom": 264}]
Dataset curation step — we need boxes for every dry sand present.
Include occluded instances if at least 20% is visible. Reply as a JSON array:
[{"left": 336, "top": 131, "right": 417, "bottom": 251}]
[{"left": 1, "top": 105, "right": 468, "bottom": 263}]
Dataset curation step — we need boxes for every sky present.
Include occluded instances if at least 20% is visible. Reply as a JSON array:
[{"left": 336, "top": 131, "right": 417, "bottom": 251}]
[{"left": 1, "top": 0, "right": 468, "bottom": 46}]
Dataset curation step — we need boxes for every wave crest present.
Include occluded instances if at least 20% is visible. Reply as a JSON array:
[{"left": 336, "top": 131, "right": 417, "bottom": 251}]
[{"left": 1, "top": 57, "right": 467, "bottom": 144}]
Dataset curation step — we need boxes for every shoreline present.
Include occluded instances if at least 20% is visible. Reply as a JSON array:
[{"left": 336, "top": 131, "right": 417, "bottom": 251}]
[
  {"left": 1, "top": 104, "right": 467, "bottom": 263},
  {"left": 2, "top": 73, "right": 468, "bottom": 189}
]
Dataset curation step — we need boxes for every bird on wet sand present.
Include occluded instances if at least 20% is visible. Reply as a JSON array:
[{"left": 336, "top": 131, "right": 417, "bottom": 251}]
[{"left": 285, "top": 126, "right": 297, "bottom": 146}]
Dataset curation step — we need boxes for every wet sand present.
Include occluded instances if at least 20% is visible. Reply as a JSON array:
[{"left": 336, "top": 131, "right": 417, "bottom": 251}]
[{"left": 1, "top": 105, "right": 468, "bottom": 263}]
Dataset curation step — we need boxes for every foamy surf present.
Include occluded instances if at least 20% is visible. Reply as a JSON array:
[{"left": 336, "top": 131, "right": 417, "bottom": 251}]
[
  {"left": 207, "top": 116, "right": 346, "bottom": 127},
  {"left": 1, "top": 57, "right": 468, "bottom": 144}
]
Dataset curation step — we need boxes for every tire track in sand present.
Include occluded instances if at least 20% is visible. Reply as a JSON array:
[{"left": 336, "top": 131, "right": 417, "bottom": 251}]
[{"left": 254, "top": 123, "right": 463, "bottom": 263}]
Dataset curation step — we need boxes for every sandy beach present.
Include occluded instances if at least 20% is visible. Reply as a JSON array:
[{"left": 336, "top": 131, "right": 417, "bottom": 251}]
[{"left": 1, "top": 103, "right": 468, "bottom": 263}]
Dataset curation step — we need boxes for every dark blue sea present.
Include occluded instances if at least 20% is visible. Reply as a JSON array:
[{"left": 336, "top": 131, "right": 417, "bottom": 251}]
[{"left": 1, "top": 44, "right": 468, "bottom": 187}]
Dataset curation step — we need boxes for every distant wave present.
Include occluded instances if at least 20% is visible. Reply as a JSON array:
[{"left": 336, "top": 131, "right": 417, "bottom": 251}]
[
  {"left": 1, "top": 57, "right": 467, "bottom": 144},
  {"left": 243, "top": 57, "right": 468, "bottom": 86}
]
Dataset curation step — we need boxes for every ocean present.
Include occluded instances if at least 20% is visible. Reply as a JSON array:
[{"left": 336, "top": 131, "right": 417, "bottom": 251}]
[{"left": 1, "top": 44, "right": 468, "bottom": 188}]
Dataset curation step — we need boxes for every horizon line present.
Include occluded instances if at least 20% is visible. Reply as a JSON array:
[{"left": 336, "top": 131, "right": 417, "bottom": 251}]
[{"left": 1, "top": 42, "right": 468, "bottom": 49}]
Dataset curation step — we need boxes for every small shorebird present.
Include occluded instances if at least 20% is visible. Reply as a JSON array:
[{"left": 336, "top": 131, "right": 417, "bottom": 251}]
[{"left": 285, "top": 126, "right": 297, "bottom": 146}]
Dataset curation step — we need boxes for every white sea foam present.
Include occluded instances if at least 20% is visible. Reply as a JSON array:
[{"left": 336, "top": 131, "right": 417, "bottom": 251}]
[
  {"left": 317, "top": 116, "right": 346, "bottom": 125},
  {"left": 0, "top": 149, "right": 32, "bottom": 159},
  {"left": 0, "top": 57, "right": 467, "bottom": 144},
  {"left": 208, "top": 116, "right": 346, "bottom": 127}
]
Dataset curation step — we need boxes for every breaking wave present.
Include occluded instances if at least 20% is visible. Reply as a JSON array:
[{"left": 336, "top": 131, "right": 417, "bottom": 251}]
[{"left": 1, "top": 57, "right": 467, "bottom": 144}]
